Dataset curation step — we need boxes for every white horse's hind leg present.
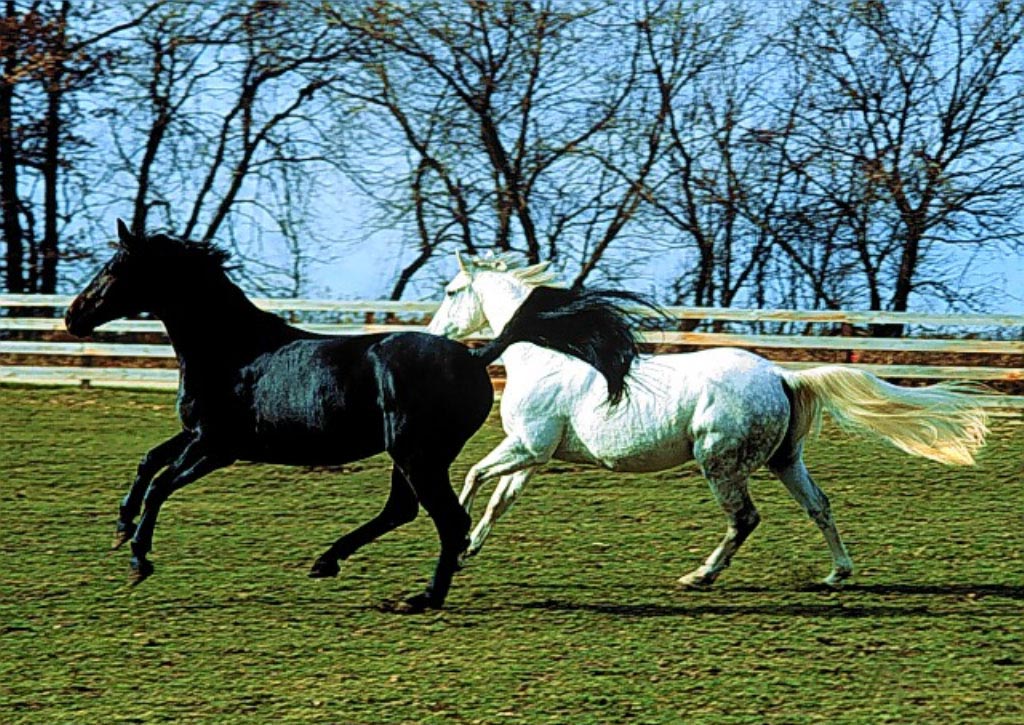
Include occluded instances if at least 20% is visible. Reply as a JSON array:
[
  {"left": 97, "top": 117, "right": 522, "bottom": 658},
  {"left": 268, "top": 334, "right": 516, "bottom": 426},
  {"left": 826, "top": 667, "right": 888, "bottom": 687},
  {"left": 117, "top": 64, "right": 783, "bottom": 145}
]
[
  {"left": 678, "top": 478, "right": 760, "bottom": 589},
  {"left": 770, "top": 457, "right": 853, "bottom": 587},
  {"left": 464, "top": 467, "right": 536, "bottom": 560}
]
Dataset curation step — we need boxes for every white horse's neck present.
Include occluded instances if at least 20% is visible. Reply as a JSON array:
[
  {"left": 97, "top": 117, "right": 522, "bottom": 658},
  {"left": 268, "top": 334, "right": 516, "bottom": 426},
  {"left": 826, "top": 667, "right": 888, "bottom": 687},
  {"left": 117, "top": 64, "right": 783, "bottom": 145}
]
[
  {"left": 474, "top": 272, "right": 533, "bottom": 334},
  {"left": 473, "top": 271, "right": 576, "bottom": 377}
]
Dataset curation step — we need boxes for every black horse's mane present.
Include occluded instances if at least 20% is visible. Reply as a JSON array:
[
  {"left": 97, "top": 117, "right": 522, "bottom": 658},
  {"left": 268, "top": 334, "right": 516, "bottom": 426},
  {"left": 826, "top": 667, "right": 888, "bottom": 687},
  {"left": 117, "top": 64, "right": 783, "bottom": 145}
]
[{"left": 136, "top": 232, "right": 233, "bottom": 272}]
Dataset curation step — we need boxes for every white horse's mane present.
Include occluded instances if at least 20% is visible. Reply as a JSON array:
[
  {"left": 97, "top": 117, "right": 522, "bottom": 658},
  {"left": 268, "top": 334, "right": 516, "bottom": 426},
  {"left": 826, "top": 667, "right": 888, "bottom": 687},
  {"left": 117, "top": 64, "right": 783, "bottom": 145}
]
[{"left": 464, "top": 252, "right": 560, "bottom": 288}]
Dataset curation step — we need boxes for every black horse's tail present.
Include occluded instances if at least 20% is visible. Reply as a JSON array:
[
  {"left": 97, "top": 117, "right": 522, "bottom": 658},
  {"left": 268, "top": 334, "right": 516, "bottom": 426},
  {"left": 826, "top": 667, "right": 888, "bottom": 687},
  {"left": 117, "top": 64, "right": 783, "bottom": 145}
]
[{"left": 471, "top": 286, "right": 657, "bottom": 405}]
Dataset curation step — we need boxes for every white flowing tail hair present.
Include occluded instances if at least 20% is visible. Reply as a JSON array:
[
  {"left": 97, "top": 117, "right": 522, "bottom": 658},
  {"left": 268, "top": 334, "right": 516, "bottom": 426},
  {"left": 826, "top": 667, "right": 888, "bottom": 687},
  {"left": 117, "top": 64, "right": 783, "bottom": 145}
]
[{"left": 781, "top": 366, "right": 989, "bottom": 465}]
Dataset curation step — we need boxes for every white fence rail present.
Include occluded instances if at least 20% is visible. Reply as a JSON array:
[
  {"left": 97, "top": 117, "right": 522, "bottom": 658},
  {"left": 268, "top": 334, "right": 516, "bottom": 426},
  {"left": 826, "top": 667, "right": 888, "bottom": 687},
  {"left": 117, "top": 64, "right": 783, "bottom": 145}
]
[{"left": 2, "top": 295, "right": 1022, "bottom": 406}]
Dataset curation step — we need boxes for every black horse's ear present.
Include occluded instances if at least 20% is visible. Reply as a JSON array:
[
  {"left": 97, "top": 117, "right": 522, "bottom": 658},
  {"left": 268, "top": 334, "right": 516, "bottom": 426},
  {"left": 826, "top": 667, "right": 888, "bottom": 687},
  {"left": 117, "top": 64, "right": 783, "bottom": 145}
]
[{"left": 116, "top": 218, "right": 137, "bottom": 249}]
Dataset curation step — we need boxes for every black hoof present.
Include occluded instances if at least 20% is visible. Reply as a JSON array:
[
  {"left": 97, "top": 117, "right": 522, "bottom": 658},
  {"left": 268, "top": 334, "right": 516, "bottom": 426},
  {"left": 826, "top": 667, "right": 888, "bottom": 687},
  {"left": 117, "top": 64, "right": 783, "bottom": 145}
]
[
  {"left": 378, "top": 592, "right": 441, "bottom": 615},
  {"left": 129, "top": 556, "right": 154, "bottom": 586},
  {"left": 112, "top": 522, "right": 136, "bottom": 551},
  {"left": 308, "top": 557, "right": 340, "bottom": 578}
]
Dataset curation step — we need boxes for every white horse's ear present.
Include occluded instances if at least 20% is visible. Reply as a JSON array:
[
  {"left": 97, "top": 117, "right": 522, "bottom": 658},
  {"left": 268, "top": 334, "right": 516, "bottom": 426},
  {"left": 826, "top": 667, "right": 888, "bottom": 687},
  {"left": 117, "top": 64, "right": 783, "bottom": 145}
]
[
  {"left": 528, "top": 260, "right": 552, "bottom": 275},
  {"left": 515, "top": 260, "right": 553, "bottom": 283}
]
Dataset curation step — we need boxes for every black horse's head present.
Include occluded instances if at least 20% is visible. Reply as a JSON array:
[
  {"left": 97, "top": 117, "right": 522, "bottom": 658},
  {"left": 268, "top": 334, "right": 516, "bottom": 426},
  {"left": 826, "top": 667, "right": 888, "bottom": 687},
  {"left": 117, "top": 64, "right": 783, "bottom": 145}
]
[{"left": 65, "top": 219, "right": 230, "bottom": 337}]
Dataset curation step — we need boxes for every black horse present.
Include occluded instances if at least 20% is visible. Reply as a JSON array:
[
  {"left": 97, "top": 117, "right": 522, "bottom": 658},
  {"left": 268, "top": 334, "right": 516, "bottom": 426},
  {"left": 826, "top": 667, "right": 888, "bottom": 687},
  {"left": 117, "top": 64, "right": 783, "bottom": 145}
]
[{"left": 65, "top": 220, "right": 642, "bottom": 612}]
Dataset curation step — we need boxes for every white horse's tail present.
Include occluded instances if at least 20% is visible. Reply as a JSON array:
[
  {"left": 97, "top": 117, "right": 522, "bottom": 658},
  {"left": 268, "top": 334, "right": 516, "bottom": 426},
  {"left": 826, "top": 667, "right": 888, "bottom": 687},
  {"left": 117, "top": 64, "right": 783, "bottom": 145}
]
[{"left": 780, "top": 366, "right": 989, "bottom": 465}]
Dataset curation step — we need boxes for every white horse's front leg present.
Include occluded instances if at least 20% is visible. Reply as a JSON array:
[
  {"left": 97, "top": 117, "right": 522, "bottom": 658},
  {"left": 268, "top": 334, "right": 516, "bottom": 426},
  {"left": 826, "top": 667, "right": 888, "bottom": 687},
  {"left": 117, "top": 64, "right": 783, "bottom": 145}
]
[
  {"left": 465, "top": 467, "right": 536, "bottom": 560},
  {"left": 460, "top": 436, "right": 545, "bottom": 514},
  {"left": 460, "top": 418, "right": 562, "bottom": 563}
]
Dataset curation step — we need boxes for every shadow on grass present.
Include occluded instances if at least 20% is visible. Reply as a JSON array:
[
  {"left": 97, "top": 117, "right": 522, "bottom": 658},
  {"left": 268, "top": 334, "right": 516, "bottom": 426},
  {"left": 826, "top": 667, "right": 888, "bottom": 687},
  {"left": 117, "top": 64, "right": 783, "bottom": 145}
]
[
  {"left": 510, "top": 594, "right": 1017, "bottom": 619},
  {"left": 468, "top": 581, "right": 1024, "bottom": 619},
  {"left": 839, "top": 582, "right": 1024, "bottom": 599}
]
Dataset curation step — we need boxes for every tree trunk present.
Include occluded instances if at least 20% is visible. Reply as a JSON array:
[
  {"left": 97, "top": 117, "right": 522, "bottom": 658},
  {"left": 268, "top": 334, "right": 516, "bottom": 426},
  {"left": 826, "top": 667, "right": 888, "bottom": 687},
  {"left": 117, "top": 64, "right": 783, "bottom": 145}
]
[
  {"left": 0, "top": 0, "right": 24, "bottom": 293},
  {"left": 39, "top": 2, "right": 69, "bottom": 294},
  {"left": 873, "top": 226, "right": 920, "bottom": 338}
]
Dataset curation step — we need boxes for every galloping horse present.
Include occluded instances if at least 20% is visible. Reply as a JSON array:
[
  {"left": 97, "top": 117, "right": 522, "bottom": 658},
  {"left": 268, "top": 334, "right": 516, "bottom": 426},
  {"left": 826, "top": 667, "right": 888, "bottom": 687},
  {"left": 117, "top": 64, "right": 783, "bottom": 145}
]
[
  {"left": 65, "top": 222, "right": 641, "bottom": 611},
  {"left": 428, "top": 253, "right": 989, "bottom": 588}
]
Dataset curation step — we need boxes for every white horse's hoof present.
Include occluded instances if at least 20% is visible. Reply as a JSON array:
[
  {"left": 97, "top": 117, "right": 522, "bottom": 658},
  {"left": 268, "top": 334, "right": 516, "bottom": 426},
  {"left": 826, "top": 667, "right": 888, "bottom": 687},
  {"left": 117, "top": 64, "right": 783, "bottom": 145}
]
[
  {"left": 458, "top": 546, "right": 480, "bottom": 568},
  {"left": 822, "top": 567, "right": 852, "bottom": 588},
  {"left": 677, "top": 570, "right": 716, "bottom": 590}
]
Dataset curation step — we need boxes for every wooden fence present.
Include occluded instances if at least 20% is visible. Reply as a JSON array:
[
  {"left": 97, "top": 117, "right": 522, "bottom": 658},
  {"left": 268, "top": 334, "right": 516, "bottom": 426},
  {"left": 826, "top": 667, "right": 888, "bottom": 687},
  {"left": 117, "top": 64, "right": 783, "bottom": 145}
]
[{"left": 1, "top": 294, "right": 1022, "bottom": 407}]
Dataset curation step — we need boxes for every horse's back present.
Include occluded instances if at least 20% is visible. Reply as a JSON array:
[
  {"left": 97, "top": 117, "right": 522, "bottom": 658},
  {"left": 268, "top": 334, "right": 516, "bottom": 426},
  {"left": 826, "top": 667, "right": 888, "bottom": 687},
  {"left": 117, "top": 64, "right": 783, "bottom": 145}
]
[
  {"left": 506, "top": 350, "right": 700, "bottom": 471},
  {"left": 640, "top": 348, "right": 789, "bottom": 431}
]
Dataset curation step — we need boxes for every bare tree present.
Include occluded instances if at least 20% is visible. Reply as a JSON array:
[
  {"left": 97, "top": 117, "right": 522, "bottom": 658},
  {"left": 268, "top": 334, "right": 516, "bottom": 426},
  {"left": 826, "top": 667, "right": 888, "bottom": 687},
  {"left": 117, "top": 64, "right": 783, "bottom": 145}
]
[
  {"left": 3, "top": 0, "right": 1022, "bottom": 314},
  {"left": 774, "top": 0, "right": 1024, "bottom": 331},
  {"left": 631, "top": 3, "right": 779, "bottom": 312},
  {"left": 92, "top": 0, "right": 356, "bottom": 295},
  {"left": 324, "top": 0, "right": 737, "bottom": 298},
  {"left": 0, "top": 0, "right": 161, "bottom": 293},
  {"left": 0, "top": 0, "right": 25, "bottom": 292}
]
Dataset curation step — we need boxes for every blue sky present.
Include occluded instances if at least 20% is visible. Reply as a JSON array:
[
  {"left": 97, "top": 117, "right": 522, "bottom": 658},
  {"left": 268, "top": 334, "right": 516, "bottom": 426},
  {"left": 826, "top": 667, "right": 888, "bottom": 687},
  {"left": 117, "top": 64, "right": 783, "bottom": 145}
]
[
  {"left": 312, "top": 239, "right": 1024, "bottom": 313},
  {"left": 55, "top": 1, "right": 1024, "bottom": 316}
]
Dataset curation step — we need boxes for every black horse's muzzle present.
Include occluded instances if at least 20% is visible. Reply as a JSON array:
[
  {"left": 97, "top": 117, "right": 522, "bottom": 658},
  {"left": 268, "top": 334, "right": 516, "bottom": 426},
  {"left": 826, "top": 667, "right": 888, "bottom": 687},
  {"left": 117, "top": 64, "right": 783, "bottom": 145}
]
[{"left": 64, "top": 297, "right": 96, "bottom": 338}]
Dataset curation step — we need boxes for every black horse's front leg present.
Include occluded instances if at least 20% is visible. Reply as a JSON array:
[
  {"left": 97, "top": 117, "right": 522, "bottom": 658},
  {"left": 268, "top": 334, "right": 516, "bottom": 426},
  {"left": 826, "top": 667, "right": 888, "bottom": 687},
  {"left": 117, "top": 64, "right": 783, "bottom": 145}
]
[
  {"left": 113, "top": 431, "right": 193, "bottom": 550},
  {"left": 310, "top": 467, "right": 420, "bottom": 578},
  {"left": 128, "top": 439, "right": 231, "bottom": 585}
]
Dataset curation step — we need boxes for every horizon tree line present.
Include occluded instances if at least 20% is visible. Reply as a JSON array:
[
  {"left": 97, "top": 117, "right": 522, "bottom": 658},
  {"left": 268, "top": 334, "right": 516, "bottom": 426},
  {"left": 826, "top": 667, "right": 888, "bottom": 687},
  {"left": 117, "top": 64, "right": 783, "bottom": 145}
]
[{"left": 0, "top": 0, "right": 1021, "bottom": 330}]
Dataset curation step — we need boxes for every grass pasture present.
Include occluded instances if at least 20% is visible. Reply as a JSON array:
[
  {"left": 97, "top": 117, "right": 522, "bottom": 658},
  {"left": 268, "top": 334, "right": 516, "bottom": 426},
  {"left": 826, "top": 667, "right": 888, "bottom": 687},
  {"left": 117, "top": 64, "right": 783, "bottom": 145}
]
[{"left": 1, "top": 386, "right": 1022, "bottom": 724}]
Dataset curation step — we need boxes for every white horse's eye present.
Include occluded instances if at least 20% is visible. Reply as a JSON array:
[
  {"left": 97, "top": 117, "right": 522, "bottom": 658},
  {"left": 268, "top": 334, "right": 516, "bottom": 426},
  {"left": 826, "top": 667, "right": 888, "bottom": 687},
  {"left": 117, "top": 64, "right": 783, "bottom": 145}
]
[{"left": 446, "top": 288, "right": 460, "bottom": 298}]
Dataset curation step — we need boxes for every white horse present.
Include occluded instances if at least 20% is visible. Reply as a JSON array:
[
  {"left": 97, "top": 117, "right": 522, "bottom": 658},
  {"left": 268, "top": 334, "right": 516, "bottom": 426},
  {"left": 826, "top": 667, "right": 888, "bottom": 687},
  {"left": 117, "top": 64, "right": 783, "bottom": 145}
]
[{"left": 428, "top": 254, "right": 989, "bottom": 588}]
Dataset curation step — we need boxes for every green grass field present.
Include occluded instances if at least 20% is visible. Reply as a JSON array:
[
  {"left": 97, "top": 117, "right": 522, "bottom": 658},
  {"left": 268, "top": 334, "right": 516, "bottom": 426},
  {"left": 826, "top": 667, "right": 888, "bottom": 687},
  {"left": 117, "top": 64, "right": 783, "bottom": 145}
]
[{"left": 1, "top": 386, "right": 1021, "bottom": 724}]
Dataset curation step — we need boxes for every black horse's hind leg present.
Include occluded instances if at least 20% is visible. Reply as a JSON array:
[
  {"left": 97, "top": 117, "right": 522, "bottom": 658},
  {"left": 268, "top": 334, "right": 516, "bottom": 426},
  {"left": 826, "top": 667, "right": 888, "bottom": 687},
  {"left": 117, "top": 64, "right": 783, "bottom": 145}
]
[
  {"left": 309, "top": 467, "right": 419, "bottom": 578},
  {"left": 113, "top": 431, "right": 193, "bottom": 550},
  {"left": 391, "top": 460, "right": 470, "bottom": 614},
  {"left": 128, "top": 440, "right": 231, "bottom": 584},
  {"left": 368, "top": 347, "right": 490, "bottom": 613}
]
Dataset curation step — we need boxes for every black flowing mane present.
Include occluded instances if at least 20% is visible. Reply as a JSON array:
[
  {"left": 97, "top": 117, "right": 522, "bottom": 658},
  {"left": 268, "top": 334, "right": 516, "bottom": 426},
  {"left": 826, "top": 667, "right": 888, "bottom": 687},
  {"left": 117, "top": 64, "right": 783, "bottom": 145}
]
[
  {"left": 480, "top": 286, "right": 659, "bottom": 405},
  {"left": 135, "top": 233, "right": 233, "bottom": 272}
]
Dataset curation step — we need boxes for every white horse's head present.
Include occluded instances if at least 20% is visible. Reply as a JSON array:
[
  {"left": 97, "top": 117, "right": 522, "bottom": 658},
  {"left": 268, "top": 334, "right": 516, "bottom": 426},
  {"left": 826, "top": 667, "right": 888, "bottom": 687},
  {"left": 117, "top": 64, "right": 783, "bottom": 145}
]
[{"left": 427, "top": 252, "right": 557, "bottom": 338}]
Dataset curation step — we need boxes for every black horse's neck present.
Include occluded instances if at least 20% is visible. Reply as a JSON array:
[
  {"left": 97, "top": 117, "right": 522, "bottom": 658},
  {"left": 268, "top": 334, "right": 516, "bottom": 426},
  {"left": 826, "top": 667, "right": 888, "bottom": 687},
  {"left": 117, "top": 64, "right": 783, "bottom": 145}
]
[{"left": 153, "top": 270, "right": 298, "bottom": 367}]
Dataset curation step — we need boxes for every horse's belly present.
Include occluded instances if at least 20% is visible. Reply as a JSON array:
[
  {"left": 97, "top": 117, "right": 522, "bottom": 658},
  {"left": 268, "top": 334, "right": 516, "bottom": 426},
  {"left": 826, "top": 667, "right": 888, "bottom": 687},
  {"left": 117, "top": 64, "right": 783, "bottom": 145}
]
[
  {"left": 242, "top": 429, "right": 384, "bottom": 466},
  {"left": 555, "top": 421, "right": 694, "bottom": 473},
  {"left": 599, "top": 439, "right": 694, "bottom": 473}
]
